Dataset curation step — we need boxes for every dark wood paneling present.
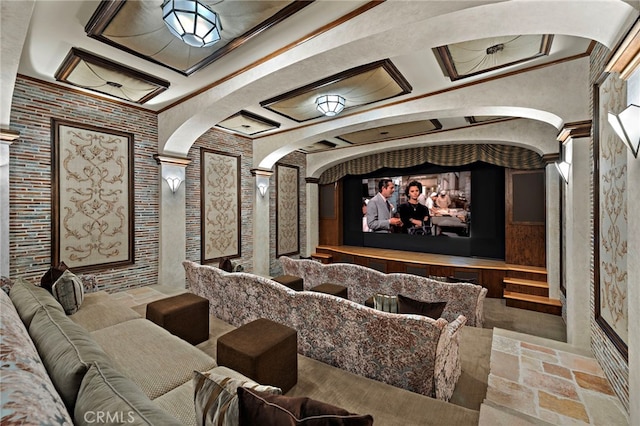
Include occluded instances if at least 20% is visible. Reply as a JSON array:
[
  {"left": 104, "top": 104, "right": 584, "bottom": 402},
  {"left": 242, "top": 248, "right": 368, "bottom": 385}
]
[
  {"left": 388, "top": 261, "right": 408, "bottom": 274},
  {"left": 319, "top": 182, "right": 342, "bottom": 246},
  {"left": 481, "top": 269, "right": 506, "bottom": 298},
  {"left": 505, "top": 225, "right": 546, "bottom": 266},
  {"left": 505, "top": 169, "right": 546, "bottom": 267}
]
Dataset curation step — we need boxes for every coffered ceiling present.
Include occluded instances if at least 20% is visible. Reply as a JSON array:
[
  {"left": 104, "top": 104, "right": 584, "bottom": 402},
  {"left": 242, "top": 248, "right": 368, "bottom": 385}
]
[{"left": 12, "top": 1, "right": 638, "bottom": 154}]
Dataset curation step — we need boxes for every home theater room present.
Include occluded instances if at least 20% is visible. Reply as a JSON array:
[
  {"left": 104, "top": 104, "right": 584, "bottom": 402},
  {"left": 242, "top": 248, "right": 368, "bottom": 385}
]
[{"left": 1, "top": 1, "right": 639, "bottom": 425}]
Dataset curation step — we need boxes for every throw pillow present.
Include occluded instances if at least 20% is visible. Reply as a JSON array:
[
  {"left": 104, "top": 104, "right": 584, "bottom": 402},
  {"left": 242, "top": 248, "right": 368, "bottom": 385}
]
[
  {"left": 193, "top": 370, "right": 281, "bottom": 426},
  {"left": 51, "top": 269, "right": 85, "bottom": 315},
  {"left": 40, "top": 261, "right": 68, "bottom": 292},
  {"left": 237, "top": 387, "right": 374, "bottom": 426},
  {"left": 397, "top": 294, "right": 447, "bottom": 319},
  {"left": 373, "top": 293, "right": 398, "bottom": 313}
]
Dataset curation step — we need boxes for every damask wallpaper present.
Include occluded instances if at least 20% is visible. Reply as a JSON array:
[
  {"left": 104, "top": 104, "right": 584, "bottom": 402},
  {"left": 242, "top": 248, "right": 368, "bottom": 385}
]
[
  {"left": 276, "top": 163, "right": 299, "bottom": 256},
  {"left": 201, "top": 149, "right": 240, "bottom": 262},
  {"left": 596, "top": 73, "right": 628, "bottom": 355},
  {"left": 52, "top": 120, "right": 133, "bottom": 270}
]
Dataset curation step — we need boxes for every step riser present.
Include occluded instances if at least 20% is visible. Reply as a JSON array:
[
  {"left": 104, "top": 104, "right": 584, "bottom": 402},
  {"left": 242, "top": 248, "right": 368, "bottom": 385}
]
[
  {"left": 505, "top": 298, "right": 562, "bottom": 316},
  {"left": 504, "top": 283, "right": 548, "bottom": 297},
  {"left": 506, "top": 270, "right": 547, "bottom": 282}
]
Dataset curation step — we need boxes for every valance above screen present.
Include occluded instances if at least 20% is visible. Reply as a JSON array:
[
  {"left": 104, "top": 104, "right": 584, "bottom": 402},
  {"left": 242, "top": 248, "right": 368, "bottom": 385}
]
[{"left": 318, "top": 144, "right": 546, "bottom": 184}]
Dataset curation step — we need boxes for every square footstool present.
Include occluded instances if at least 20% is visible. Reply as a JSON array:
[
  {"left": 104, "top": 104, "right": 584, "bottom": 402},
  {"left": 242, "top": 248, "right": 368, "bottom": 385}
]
[
  {"left": 310, "top": 283, "right": 348, "bottom": 299},
  {"left": 272, "top": 274, "right": 304, "bottom": 291},
  {"left": 217, "top": 318, "right": 297, "bottom": 393},
  {"left": 146, "top": 293, "right": 209, "bottom": 345}
]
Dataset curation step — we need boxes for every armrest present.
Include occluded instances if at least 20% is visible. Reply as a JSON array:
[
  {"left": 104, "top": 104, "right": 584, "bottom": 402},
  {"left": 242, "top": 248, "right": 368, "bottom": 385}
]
[{"left": 433, "top": 315, "right": 467, "bottom": 401}]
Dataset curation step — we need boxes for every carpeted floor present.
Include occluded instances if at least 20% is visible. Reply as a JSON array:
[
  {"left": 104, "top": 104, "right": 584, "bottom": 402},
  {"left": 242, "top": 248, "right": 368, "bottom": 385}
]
[{"left": 129, "top": 287, "right": 568, "bottom": 425}]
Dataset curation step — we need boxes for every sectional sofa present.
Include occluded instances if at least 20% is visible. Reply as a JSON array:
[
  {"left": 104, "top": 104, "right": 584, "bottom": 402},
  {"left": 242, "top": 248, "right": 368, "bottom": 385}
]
[
  {"left": 279, "top": 255, "right": 487, "bottom": 327},
  {"left": 183, "top": 260, "right": 467, "bottom": 401},
  {"left": 1, "top": 279, "right": 292, "bottom": 425}
]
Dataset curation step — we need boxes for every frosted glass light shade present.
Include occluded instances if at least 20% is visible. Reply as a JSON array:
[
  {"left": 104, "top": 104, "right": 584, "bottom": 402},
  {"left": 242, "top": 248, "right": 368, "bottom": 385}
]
[
  {"left": 162, "top": 0, "right": 221, "bottom": 48},
  {"left": 316, "top": 95, "right": 346, "bottom": 117}
]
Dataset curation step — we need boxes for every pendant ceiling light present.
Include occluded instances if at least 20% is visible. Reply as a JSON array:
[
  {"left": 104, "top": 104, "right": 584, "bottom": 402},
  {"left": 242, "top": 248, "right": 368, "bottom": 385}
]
[
  {"left": 316, "top": 95, "right": 346, "bottom": 117},
  {"left": 162, "top": 0, "right": 221, "bottom": 48}
]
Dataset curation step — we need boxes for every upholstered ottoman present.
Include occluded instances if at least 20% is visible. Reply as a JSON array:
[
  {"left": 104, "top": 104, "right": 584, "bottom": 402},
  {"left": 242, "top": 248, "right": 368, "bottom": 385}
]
[
  {"left": 272, "top": 274, "right": 304, "bottom": 291},
  {"left": 310, "top": 283, "right": 348, "bottom": 299},
  {"left": 217, "top": 318, "right": 298, "bottom": 392},
  {"left": 146, "top": 293, "right": 209, "bottom": 345}
]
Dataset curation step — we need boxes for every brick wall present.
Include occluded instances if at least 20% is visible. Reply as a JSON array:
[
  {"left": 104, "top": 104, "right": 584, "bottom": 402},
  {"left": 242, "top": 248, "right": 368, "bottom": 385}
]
[
  {"left": 9, "top": 76, "right": 159, "bottom": 292},
  {"left": 184, "top": 129, "right": 307, "bottom": 276},
  {"left": 589, "top": 43, "right": 629, "bottom": 412}
]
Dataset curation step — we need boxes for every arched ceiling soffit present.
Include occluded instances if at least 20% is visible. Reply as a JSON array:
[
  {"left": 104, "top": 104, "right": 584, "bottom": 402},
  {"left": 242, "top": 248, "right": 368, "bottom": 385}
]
[
  {"left": 254, "top": 57, "right": 589, "bottom": 169},
  {"left": 159, "top": 0, "right": 635, "bottom": 157},
  {"left": 305, "top": 118, "right": 559, "bottom": 179}
]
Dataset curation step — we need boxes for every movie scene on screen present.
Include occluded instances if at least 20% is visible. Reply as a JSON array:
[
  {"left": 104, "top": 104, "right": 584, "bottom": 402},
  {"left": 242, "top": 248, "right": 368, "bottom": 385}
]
[{"left": 362, "top": 172, "right": 471, "bottom": 237}]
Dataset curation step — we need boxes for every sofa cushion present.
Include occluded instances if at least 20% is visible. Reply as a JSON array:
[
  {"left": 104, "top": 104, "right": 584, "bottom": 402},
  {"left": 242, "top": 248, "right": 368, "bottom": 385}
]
[
  {"left": 74, "top": 363, "right": 181, "bottom": 426},
  {"left": 193, "top": 369, "right": 282, "bottom": 426},
  {"left": 397, "top": 294, "right": 447, "bottom": 319},
  {"left": 28, "top": 306, "right": 113, "bottom": 411},
  {"left": 9, "top": 278, "right": 64, "bottom": 327},
  {"left": 91, "top": 318, "right": 216, "bottom": 400},
  {"left": 70, "top": 300, "right": 141, "bottom": 332},
  {"left": 237, "top": 387, "right": 374, "bottom": 426},
  {"left": 0, "top": 290, "right": 73, "bottom": 425},
  {"left": 52, "top": 269, "right": 85, "bottom": 314}
]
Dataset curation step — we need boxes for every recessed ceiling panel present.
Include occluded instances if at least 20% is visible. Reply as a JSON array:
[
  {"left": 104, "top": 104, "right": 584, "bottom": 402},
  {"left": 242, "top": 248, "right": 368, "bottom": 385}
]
[
  {"left": 85, "top": 0, "right": 313, "bottom": 76},
  {"left": 434, "top": 35, "right": 553, "bottom": 81},
  {"left": 54, "top": 48, "right": 169, "bottom": 104},
  {"left": 216, "top": 110, "right": 280, "bottom": 136},
  {"left": 338, "top": 120, "right": 442, "bottom": 145},
  {"left": 465, "top": 116, "right": 510, "bottom": 124},
  {"left": 260, "top": 59, "right": 412, "bottom": 122}
]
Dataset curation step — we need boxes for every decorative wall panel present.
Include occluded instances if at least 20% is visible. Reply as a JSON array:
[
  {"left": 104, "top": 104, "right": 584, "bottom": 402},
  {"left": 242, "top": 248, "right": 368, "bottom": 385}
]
[
  {"left": 276, "top": 163, "right": 299, "bottom": 257},
  {"left": 201, "top": 149, "right": 241, "bottom": 263},
  {"left": 52, "top": 119, "right": 134, "bottom": 271},
  {"left": 594, "top": 72, "right": 628, "bottom": 360}
]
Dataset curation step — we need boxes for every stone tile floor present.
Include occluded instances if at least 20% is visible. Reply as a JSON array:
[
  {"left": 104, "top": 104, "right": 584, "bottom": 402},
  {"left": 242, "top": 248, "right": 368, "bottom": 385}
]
[{"left": 483, "top": 329, "right": 628, "bottom": 425}]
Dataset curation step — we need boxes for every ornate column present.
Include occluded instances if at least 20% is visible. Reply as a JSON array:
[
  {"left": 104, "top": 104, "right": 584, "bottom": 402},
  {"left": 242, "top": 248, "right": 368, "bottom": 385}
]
[
  {"left": 305, "top": 177, "right": 320, "bottom": 256},
  {"left": 558, "top": 121, "right": 591, "bottom": 350},
  {"left": 1, "top": 130, "right": 19, "bottom": 277},
  {"left": 154, "top": 155, "right": 191, "bottom": 288},
  {"left": 251, "top": 168, "right": 272, "bottom": 276}
]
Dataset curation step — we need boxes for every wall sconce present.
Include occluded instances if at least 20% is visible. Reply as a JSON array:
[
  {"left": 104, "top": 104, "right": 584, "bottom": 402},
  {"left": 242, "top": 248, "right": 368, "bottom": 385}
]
[
  {"left": 608, "top": 104, "right": 640, "bottom": 158},
  {"left": 256, "top": 175, "right": 269, "bottom": 197},
  {"left": 165, "top": 176, "right": 183, "bottom": 193},
  {"left": 316, "top": 95, "right": 346, "bottom": 117},
  {"left": 555, "top": 161, "right": 570, "bottom": 184}
]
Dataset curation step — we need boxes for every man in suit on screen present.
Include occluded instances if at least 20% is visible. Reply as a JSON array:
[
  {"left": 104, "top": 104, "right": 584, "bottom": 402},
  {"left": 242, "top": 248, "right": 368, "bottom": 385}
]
[{"left": 367, "top": 178, "right": 403, "bottom": 233}]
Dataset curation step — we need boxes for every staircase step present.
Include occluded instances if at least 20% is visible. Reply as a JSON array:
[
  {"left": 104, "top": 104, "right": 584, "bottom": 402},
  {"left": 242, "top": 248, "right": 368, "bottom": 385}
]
[
  {"left": 504, "top": 264, "right": 547, "bottom": 282},
  {"left": 503, "top": 278, "right": 549, "bottom": 297},
  {"left": 504, "top": 291, "right": 562, "bottom": 316}
]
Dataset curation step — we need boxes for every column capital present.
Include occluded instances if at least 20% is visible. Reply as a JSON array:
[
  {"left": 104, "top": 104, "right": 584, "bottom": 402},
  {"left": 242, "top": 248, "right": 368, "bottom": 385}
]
[
  {"left": 0, "top": 127, "right": 20, "bottom": 143},
  {"left": 557, "top": 120, "right": 592, "bottom": 143},
  {"left": 153, "top": 154, "right": 191, "bottom": 167},
  {"left": 605, "top": 18, "right": 640, "bottom": 80},
  {"left": 305, "top": 177, "right": 320, "bottom": 184},
  {"left": 250, "top": 168, "right": 273, "bottom": 178}
]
